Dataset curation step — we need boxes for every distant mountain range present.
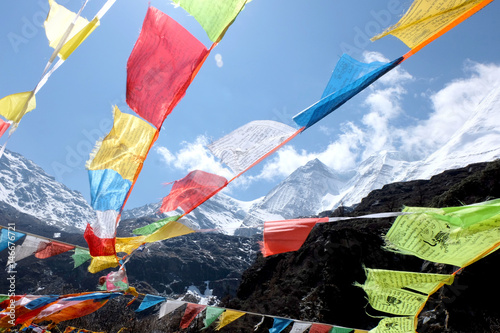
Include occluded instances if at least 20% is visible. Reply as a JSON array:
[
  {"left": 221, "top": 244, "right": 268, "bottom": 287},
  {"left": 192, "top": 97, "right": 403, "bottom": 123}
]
[{"left": 1, "top": 85, "right": 499, "bottom": 236}]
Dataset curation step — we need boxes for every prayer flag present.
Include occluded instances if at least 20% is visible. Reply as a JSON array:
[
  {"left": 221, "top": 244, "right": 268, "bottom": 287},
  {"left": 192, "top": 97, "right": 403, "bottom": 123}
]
[
  {"left": 88, "top": 169, "right": 132, "bottom": 211},
  {"left": 207, "top": 120, "right": 299, "bottom": 175},
  {"left": 171, "top": 0, "right": 250, "bottom": 42},
  {"left": 385, "top": 199, "right": 500, "bottom": 267},
  {"left": 71, "top": 248, "right": 91, "bottom": 268},
  {"left": 87, "top": 254, "right": 119, "bottom": 274},
  {"left": 309, "top": 323, "right": 333, "bottom": 333},
  {"left": 64, "top": 327, "right": 105, "bottom": 333},
  {"left": 136, "top": 295, "right": 165, "bottom": 312},
  {"left": 127, "top": 7, "right": 210, "bottom": 128},
  {"left": 293, "top": 55, "right": 402, "bottom": 129},
  {"left": 368, "top": 316, "right": 415, "bottom": 333},
  {"left": 160, "top": 170, "right": 228, "bottom": 214},
  {"left": 0, "top": 92, "right": 36, "bottom": 123},
  {"left": 115, "top": 236, "right": 146, "bottom": 255},
  {"left": 12, "top": 235, "right": 44, "bottom": 262},
  {"left": 0, "top": 229, "right": 25, "bottom": 252},
  {"left": 289, "top": 321, "right": 312, "bottom": 333},
  {"left": 357, "top": 269, "right": 452, "bottom": 317},
  {"left": 371, "top": 0, "right": 493, "bottom": 52},
  {"left": 35, "top": 298, "right": 110, "bottom": 324},
  {"left": 158, "top": 300, "right": 185, "bottom": 319},
  {"left": 0, "top": 119, "right": 10, "bottom": 138},
  {"left": 262, "top": 217, "right": 329, "bottom": 256},
  {"left": 215, "top": 309, "right": 245, "bottom": 330},
  {"left": 203, "top": 307, "right": 225, "bottom": 329},
  {"left": 86, "top": 106, "right": 156, "bottom": 182},
  {"left": 331, "top": 327, "right": 354, "bottom": 333},
  {"left": 132, "top": 215, "right": 181, "bottom": 235},
  {"left": 180, "top": 303, "right": 207, "bottom": 329},
  {"left": 34, "top": 240, "right": 74, "bottom": 259},
  {"left": 269, "top": 318, "right": 293, "bottom": 333},
  {"left": 143, "top": 220, "right": 195, "bottom": 243}
]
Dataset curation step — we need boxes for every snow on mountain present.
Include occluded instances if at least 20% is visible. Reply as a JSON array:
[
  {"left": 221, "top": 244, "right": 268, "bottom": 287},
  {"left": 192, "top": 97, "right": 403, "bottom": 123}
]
[
  {"left": 122, "top": 192, "right": 262, "bottom": 234},
  {"left": 0, "top": 149, "right": 94, "bottom": 232},
  {"left": 406, "top": 85, "right": 500, "bottom": 180}
]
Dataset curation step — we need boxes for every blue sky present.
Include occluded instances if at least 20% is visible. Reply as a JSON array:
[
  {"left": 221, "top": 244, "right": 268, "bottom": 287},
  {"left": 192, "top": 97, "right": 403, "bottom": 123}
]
[{"left": 1, "top": 0, "right": 500, "bottom": 210}]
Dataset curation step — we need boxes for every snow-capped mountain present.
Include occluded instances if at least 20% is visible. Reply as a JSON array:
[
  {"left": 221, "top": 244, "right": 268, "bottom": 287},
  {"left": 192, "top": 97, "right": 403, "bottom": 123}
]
[
  {"left": 1, "top": 85, "right": 499, "bottom": 236},
  {"left": 0, "top": 149, "right": 95, "bottom": 232}
]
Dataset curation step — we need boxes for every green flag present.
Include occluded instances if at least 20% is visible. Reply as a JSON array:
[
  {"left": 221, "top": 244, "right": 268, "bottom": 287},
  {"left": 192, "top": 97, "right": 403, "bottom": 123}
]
[
  {"left": 203, "top": 306, "right": 225, "bottom": 329},
  {"left": 71, "top": 247, "right": 91, "bottom": 268},
  {"left": 133, "top": 215, "right": 181, "bottom": 235}
]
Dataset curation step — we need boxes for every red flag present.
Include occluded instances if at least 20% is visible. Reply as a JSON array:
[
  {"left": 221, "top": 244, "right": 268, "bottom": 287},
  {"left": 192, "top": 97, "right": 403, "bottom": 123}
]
[
  {"left": 179, "top": 303, "right": 207, "bottom": 329},
  {"left": 35, "top": 241, "right": 75, "bottom": 259},
  {"left": 0, "top": 119, "right": 9, "bottom": 138},
  {"left": 84, "top": 224, "right": 116, "bottom": 257},
  {"left": 309, "top": 323, "right": 333, "bottom": 333},
  {"left": 160, "top": 170, "right": 228, "bottom": 215},
  {"left": 262, "top": 217, "right": 329, "bottom": 257},
  {"left": 127, "top": 7, "right": 210, "bottom": 129}
]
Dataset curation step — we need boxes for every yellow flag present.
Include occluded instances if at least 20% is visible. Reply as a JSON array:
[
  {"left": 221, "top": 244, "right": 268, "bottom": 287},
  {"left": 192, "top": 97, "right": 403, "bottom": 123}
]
[
  {"left": 87, "top": 255, "right": 119, "bottom": 274},
  {"left": 58, "top": 17, "right": 100, "bottom": 60},
  {"left": 215, "top": 310, "right": 245, "bottom": 330},
  {"left": 144, "top": 221, "right": 195, "bottom": 243},
  {"left": 115, "top": 236, "right": 146, "bottom": 254},
  {"left": 385, "top": 204, "right": 500, "bottom": 267},
  {"left": 364, "top": 268, "right": 454, "bottom": 295},
  {"left": 369, "top": 316, "right": 416, "bottom": 333},
  {"left": 372, "top": 0, "right": 487, "bottom": 49},
  {"left": 0, "top": 92, "right": 36, "bottom": 123},
  {"left": 45, "top": 0, "right": 94, "bottom": 57},
  {"left": 87, "top": 106, "right": 156, "bottom": 181},
  {"left": 358, "top": 269, "right": 453, "bottom": 316}
]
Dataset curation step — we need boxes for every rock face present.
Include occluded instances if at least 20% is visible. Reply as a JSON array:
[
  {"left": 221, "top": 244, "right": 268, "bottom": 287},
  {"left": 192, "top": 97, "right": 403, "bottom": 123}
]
[
  {"left": 0, "top": 149, "right": 94, "bottom": 232},
  {"left": 226, "top": 159, "right": 500, "bottom": 333}
]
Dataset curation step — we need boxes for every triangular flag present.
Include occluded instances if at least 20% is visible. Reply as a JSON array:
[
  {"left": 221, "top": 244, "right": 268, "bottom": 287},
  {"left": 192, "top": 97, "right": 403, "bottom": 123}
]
[
  {"left": 215, "top": 309, "right": 245, "bottom": 330},
  {"left": 179, "top": 303, "right": 207, "bottom": 329},
  {"left": 71, "top": 248, "right": 91, "bottom": 268},
  {"left": 158, "top": 300, "right": 185, "bottom": 319},
  {"left": 0, "top": 119, "right": 10, "bottom": 138},
  {"left": 203, "top": 306, "right": 225, "bottom": 329},
  {"left": 135, "top": 294, "right": 166, "bottom": 312},
  {"left": 309, "top": 323, "right": 333, "bottom": 333},
  {"left": 35, "top": 241, "right": 74, "bottom": 259},
  {"left": 133, "top": 215, "right": 181, "bottom": 235},
  {"left": 269, "top": 317, "right": 293, "bottom": 333},
  {"left": 0, "top": 228, "right": 25, "bottom": 252},
  {"left": 289, "top": 321, "right": 312, "bottom": 333}
]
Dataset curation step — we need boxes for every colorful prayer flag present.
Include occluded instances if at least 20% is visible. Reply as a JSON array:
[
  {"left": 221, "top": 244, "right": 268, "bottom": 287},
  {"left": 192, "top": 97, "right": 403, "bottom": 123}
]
[
  {"left": 88, "top": 169, "right": 132, "bottom": 211},
  {"left": 71, "top": 248, "right": 91, "bottom": 268},
  {"left": 269, "top": 317, "right": 293, "bottom": 333},
  {"left": 262, "top": 217, "right": 329, "bottom": 256},
  {"left": 132, "top": 215, "right": 181, "bottom": 235},
  {"left": 86, "top": 106, "right": 156, "bottom": 182},
  {"left": 385, "top": 199, "right": 500, "bottom": 267},
  {"left": 158, "top": 300, "right": 185, "bottom": 319},
  {"left": 289, "top": 321, "right": 312, "bottom": 333},
  {"left": 126, "top": 7, "right": 210, "bottom": 129},
  {"left": 203, "top": 307, "right": 225, "bottom": 329},
  {"left": 215, "top": 309, "right": 245, "bottom": 330},
  {"left": 368, "top": 316, "right": 415, "bottom": 333},
  {"left": 180, "top": 303, "right": 207, "bottom": 329},
  {"left": 171, "top": 0, "right": 250, "bottom": 42},
  {"left": 0, "top": 228, "right": 25, "bottom": 252},
  {"left": 34, "top": 240, "right": 74, "bottom": 259},
  {"left": 309, "top": 323, "right": 333, "bottom": 333},
  {"left": 143, "top": 220, "right": 195, "bottom": 243},
  {"left": 292, "top": 55, "right": 402, "bottom": 129},
  {"left": 0, "top": 119, "right": 10, "bottom": 138},
  {"left": 207, "top": 120, "right": 299, "bottom": 175},
  {"left": 135, "top": 295, "right": 166, "bottom": 312},
  {"left": 371, "top": 0, "right": 493, "bottom": 53},
  {"left": 0, "top": 92, "right": 36, "bottom": 123},
  {"left": 160, "top": 170, "right": 228, "bottom": 215}
]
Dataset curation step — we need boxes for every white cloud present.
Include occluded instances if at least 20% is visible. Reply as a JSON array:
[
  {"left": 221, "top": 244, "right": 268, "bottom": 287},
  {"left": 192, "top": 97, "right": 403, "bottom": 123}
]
[
  {"left": 400, "top": 61, "right": 500, "bottom": 158},
  {"left": 362, "top": 51, "right": 413, "bottom": 86},
  {"left": 215, "top": 53, "right": 223, "bottom": 68},
  {"left": 155, "top": 136, "right": 233, "bottom": 179}
]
